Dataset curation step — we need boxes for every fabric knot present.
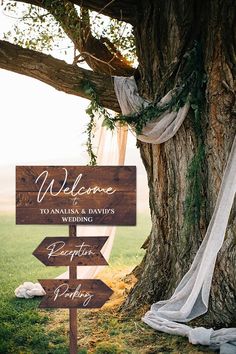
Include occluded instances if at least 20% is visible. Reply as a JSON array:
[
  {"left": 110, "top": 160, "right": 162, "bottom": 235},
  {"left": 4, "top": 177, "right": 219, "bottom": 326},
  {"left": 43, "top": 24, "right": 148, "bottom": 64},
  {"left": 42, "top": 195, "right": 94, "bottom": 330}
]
[
  {"left": 15, "top": 282, "right": 45, "bottom": 298},
  {"left": 188, "top": 327, "right": 213, "bottom": 345}
]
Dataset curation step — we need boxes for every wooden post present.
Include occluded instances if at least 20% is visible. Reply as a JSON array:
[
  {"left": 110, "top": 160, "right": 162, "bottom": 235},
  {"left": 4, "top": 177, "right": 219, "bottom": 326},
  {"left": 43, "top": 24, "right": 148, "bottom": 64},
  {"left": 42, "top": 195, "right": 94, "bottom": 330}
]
[
  {"left": 17, "top": 166, "right": 135, "bottom": 354},
  {"left": 69, "top": 225, "right": 77, "bottom": 354}
]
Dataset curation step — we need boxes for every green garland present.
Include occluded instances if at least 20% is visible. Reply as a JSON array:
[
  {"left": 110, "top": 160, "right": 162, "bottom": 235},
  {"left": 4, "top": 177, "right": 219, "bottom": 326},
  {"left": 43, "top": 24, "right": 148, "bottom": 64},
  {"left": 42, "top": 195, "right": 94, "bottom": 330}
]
[
  {"left": 109, "top": 42, "right": 206, "bottom": 135},
  {"left": 181, "top": 43, "right": 207, "bottom": 236},
  {"left": 82, "top": 43, "right": 207, "bottom": 235},
  {"left": 82, "top": 44, "right": 206, "bottom": 229},
  {"left": 85, "top": 112, "right": 97, "bottom": 166},
  {"left": 183, "top": 83, "right": 206, "bottom": 234},
  {"left": 82, "top": 42, "right": 206, "bottom": 136},
  {"left": 82, "top": 80, "right": 114, "bottom": 165}
]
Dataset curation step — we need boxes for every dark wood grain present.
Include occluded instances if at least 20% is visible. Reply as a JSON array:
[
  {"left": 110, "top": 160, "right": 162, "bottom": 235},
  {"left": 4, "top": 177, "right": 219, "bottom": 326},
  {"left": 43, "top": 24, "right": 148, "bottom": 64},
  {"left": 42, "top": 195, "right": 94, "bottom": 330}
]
[
  {"left": 69, "top": 225, "right": 77, "bottom": 354},
  {"left": 16, "top": 166, "right": 136, "bottom": 191},
  {"left": 33, "top": 236, "right": 108, "bottom": 266},
  {"left": 16, "top": 206, "right": 135, "bottom": 225},
  {"left": 38, "top": 279, "right": 113, "bottom": 308},
  {"left": 16, "top": 166, "right": 136, "bottom": 225},
  {"left": 16, "top": 191, "right": 135, "bottom": 207}
]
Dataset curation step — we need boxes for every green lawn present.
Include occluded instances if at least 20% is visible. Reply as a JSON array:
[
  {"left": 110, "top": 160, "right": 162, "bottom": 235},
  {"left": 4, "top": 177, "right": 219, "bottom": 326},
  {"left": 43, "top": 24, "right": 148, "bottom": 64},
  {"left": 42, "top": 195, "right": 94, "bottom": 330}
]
[
  {"left": 0, "top": 213, "right": 151, "bottom": 354},
  {"left": 111, "top": 214, "right": 151, "bottom": 266},
  {"left": 0, "top": 214, "right": 214, "bottom": 354}
]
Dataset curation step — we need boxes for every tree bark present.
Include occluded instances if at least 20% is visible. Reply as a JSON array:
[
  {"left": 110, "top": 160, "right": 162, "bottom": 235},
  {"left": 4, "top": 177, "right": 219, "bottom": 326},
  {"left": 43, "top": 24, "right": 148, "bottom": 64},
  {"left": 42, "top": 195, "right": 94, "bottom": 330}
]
[
  {"left": 1, "top": 0, "right": 236, "bottom": 329},
  {"left": 0, "top": 40, "right": 120, "bottom": 112},
  {"left": 122, "top": 0, "right": 236, "bottom": 328}
]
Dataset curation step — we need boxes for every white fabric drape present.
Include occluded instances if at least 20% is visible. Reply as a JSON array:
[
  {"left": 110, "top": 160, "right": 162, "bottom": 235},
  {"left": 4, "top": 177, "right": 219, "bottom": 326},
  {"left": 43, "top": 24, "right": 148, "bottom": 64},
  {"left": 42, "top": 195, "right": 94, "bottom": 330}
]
[
  {"left": 14, "top": 74, "right": 236, "bottom": 353},
  {"left": 114, "top": 76, "right": 190, "bottom": 144},
  {"left": 57, "top": 119, "right": 128, "bottom": 280},
  {"left": 14, "top": 116, "right": 128, "bottom": 298},
  {"left": 113, "top": 76, "right": 236, "bottom": 353}
]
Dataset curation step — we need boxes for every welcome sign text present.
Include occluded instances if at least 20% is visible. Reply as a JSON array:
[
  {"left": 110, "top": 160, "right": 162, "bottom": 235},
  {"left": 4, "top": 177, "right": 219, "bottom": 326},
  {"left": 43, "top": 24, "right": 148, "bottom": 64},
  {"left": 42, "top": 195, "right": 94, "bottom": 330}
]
[{"left": 16, "top": 166, "right": 136, "bottom": 225}]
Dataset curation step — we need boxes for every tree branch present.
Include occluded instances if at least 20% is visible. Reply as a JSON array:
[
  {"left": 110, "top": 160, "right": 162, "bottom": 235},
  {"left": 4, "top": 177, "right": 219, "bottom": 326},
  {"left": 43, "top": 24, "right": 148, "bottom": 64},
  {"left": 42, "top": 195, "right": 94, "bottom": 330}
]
[
  {"left": 73, "top": 0, "right": 136, "bottom": 24},
  {"left": 15, "top": 0, "right": 136, "bottom": 24},
  {"left": 13, "top": 0, "right": 135, "bottom": 76},
  {"left": 0, "top": 40, "right": 120, "bottom": 112}
]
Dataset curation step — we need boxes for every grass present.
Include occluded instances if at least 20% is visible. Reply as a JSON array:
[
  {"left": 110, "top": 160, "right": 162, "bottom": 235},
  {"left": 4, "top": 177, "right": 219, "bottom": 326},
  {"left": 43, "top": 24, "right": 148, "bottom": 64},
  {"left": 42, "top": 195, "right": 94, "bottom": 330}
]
[
  {"left": 111, "top": 214, "right": 150, "bottom": 266},
  {"left": 0, "top": 213, "right": 69, "bottom": 353},
  {"left": 0, "top": 213, "right": 215, "bottom": 353}
]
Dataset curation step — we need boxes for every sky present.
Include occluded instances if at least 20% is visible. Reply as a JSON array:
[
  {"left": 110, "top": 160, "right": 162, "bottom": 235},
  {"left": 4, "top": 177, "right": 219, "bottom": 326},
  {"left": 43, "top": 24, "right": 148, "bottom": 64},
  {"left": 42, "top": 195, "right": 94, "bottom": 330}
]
[{"left": 0, "top": 4, "right": 149, "bottom": 212}]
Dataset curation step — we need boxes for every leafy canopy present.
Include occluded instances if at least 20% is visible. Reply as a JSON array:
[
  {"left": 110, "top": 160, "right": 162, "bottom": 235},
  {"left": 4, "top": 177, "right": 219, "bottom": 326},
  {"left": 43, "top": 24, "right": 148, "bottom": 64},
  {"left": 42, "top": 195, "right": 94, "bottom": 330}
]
[{"left": 2, "top": 1, "right": 137, "bottom": 63}]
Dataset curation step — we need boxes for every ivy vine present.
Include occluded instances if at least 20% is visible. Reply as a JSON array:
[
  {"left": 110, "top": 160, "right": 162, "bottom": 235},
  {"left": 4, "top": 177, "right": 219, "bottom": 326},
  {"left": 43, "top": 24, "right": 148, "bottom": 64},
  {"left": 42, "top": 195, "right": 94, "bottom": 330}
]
[
  {"left": 82, "top": 43, "right": 207, "bottom": 235},
  {"left": 109, "top": 42, "right": 207, "bottom": 136},
  {"left": 181, "top": 43, "right": 207, "bottom": 236},
  {"left": 82, "top": 80, "right": 114, "bottom": 165}
]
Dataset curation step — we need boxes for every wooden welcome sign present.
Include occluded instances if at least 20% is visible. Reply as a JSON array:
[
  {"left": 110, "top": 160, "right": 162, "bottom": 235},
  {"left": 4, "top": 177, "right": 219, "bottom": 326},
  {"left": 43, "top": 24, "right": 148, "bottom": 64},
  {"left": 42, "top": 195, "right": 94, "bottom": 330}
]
[
  {"left": 16, "top": 165, "right": 136, "bottom": 354},
  {"left": 16, "top": 166, "right": 136, "bottom": 225}
]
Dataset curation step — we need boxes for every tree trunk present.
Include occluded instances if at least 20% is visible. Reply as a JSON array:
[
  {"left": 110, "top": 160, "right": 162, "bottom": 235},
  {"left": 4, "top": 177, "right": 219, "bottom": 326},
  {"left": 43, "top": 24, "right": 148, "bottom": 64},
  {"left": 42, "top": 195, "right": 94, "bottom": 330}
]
[
  {"left": 1, "top": 0, "right": 235, "bottom": 328},
  {"left": 123, "top": 0, "right": 236, "bottom": 327}
]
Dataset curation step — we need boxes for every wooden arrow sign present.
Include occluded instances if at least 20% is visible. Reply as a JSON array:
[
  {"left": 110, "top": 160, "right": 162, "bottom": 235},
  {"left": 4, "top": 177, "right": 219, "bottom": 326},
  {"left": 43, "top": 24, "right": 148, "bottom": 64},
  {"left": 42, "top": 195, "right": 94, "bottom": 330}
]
[
  {"left": 38, "top": 279, "right": 113, "bottom": 308},
  {"left": 33, "top": 236, "right": 108, "bottom": 266}
]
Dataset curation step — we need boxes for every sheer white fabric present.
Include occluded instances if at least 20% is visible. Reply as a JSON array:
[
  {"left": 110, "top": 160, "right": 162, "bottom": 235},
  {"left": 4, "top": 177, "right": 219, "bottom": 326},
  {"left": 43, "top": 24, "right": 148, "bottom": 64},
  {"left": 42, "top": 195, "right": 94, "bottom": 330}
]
[
  {"left": 114, "top": 76, "right": 190, "bottom": 144},
  {"left": 14, "top": 74, "right": 236, "bottom": 353},
  {"left": 57, "top": 120, "right": 128, "bottom": 280},
  {"left": 113, "top": 76, "right": 236, "bottom": 352}
]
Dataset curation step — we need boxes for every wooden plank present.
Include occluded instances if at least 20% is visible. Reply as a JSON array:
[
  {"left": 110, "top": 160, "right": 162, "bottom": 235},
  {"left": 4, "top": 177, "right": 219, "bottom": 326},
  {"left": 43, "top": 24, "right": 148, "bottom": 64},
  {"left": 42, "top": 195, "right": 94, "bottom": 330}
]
[
  {"left": 16, "top": 191, "right": 135, "bottom": 208},
  {"left": 16, "top": 166, "right": 136, "bottom": 191},
  {"left": 33, "top": 236, "right": 108, "bottom": 266},
  {"left": 69, "top": 225, "right": 77, "bottom": 354},
  {"left": 16, "top": 166, "right": 136, "bottom": 225},
  {"left": 38, "top": 279, "right": 113, "bottom": 308},
  {"left": 16, "top": 207, "right": 135, "bottom": 225}
]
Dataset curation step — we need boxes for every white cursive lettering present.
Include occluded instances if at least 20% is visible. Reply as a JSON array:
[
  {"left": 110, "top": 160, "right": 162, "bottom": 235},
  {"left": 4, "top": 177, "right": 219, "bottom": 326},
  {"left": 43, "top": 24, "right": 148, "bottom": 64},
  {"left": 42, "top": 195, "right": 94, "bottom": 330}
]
[
  {"left": 47, "top": 241, "right": 96, "bottom": 261},
  {"left": 53, "top": 283, "right": 94, "bottom": 306},
  {"left": 35, "top": 168, "right": 116, "bottom": 203}
]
